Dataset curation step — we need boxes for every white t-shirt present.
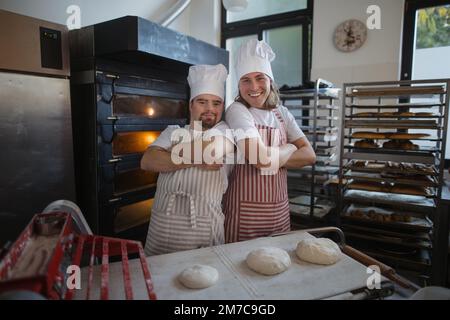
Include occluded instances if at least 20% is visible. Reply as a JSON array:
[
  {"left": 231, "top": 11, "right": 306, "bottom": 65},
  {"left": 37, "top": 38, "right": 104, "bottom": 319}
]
[
  {"left": 150, "top": 121, "right": 235, "bottom": 178},
  {"left": 225, "top": 102, "right": 305, "bottom": 143}
]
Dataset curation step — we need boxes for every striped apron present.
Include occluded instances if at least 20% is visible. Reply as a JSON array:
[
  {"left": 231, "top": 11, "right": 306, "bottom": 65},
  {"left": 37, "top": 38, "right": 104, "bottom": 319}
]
[
  {"left": 223, "top": 109, "right": 290, "bottom": 243},
  {"left": 144, "top": 166, "right": 226, "bottom": 256}
]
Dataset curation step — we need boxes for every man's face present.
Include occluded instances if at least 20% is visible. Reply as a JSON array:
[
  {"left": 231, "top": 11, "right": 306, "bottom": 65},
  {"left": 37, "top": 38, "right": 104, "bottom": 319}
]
[
  {"left": 190, "top": 94, "right": 224, "bottom": 130},
  {"left": 238, "top": 72, "right": 271, "bottom": 109}
]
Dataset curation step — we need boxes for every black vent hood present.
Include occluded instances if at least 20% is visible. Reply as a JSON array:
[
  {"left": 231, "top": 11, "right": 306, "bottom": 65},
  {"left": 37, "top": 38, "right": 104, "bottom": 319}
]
[{"left": 80, "top": 15, "right": 228, "bottom": 70}]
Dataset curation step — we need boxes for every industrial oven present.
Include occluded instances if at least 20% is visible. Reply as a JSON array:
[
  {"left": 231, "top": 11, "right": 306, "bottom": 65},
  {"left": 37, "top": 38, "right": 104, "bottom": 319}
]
[{"left": 69, "top": 16, "right": 228, "bottom": 242}]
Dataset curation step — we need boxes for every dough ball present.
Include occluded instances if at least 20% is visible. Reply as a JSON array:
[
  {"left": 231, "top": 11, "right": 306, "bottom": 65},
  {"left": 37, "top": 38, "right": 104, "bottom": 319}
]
[
  {"left": 246, "top": 247, "right": 291, "bottom": 275},
  {"left": 178, "top": 265, "right": 219, "bottom": 289},
  {"left": 296, "top": 238, "right": 341, "bottom": 265}
]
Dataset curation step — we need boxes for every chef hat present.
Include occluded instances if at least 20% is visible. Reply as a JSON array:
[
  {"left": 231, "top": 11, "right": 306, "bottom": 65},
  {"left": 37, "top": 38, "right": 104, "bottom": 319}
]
[
  {"left": 187, "top": 64, "right": 228, "bottom": 102},
  {"left": 235, "top": 39, "right": 276, "bottom": 81}
]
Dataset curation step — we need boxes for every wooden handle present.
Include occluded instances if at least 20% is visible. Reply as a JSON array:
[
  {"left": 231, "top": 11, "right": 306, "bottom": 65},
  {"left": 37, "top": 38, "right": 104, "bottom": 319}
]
[
  {"left": 343, "top": 245, "right": 415, "bottom": 290},
  {"left": 343, "top": 245, "right": 393, "bottom": 274}
]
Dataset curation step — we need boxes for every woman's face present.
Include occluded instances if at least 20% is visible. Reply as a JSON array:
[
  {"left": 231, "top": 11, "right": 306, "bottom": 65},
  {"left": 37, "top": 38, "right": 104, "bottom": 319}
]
[{"left": 238, "top": 72, "right": 271, "bottom": 109}]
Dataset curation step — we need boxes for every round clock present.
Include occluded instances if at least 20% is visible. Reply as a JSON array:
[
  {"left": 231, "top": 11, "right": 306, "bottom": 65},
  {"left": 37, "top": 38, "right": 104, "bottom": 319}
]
[{"left": 334, "top": 19, "right": 368, "bottom": 52}]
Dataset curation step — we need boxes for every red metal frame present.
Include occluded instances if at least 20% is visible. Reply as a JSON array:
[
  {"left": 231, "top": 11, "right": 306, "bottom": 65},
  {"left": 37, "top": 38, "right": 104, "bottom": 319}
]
[{"left": 0, "top": 212, "right": 157, "bottom": 300}]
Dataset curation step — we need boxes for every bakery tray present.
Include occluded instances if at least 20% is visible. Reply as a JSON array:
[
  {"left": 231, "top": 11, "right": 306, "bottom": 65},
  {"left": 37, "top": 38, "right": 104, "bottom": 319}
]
[
  {"left": 280, "top": 88, "right": 341, "bottom": 99},
  {"left": 343, "top": 189, "right": 436, "bottom": 213},
  {"left": 346, "top": 102, "right": 444, "bottom": 109},
  {"left": 286, "top": 104, "right": 339, "bottom": 111},
  {"left": 343, "top": 171, "right": 438, "bottom": 187},
  {"left": 347, "top": 85, "right": 445, "bottom": 98},
  {"left": 341, "top": 214, "right": 433, "bottom": 234},
  {"left": 344, "top": 161, "right": 438, "bottom": 177},
  {"left": 343, "top": 151, "right": 436, "bottom": 165},
  {"left": 292, "top": 165, "right": 339, "bottom": 176},
  {"left": 341, "top": 223, "right": 431, "bottom": 242},
  {"left": 345, "top": 144, "right": 439, "bottom": 155},
  {"left": 347, "top": 114, "right": 443, "bottom": 119},
  {"left": 345, "top": 120, "right": 439, "bottom": 129},
  {"left": 346, "top": 134, "right": 441, "bottom": 141},
  {"left": 346, "top": 182, "right": 436, "bottom": 198},
  {"left": 296, "top": 116, "right": 339, "bottom": 121},
  {"left": 342, "top": 229, "right": 432, "bottom": 251}
]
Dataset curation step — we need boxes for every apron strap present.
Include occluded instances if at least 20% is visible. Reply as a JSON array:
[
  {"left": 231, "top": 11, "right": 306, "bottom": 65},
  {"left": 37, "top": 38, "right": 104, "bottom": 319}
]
[{"left": 166, "top": 191, "right": 197, "bottom": 228}]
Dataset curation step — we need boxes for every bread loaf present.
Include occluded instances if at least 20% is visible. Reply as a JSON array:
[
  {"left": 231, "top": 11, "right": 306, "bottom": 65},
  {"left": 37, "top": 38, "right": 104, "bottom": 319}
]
[
  {"left": 355, "top": 139, "right": 380, "bottom": 149},
  {"left": 352, "top": 132, "right": 387, "bottom": 139}
]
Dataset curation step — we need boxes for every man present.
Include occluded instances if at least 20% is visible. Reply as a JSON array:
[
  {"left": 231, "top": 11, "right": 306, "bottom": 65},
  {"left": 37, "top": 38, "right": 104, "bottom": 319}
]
[{"left": 142, "top": 64, "right": 234, "bottom": 256}]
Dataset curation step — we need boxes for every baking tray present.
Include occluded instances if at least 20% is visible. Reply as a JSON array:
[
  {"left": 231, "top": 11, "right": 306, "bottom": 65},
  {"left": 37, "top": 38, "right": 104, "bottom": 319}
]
[
  {"left": 346, "top": 102, "right": 444, "bottom": 108},
  {"left": 76, "top": 231, "right": 388, "bottom": 300},
  {"left": 343, "top": 189, "right": 436, "bottom": 213},
  {"left": 345, "top": 145, "right": 439, "bottom": 155},
  {"left": 346, "top": 181, "right": 436, "bottom": 198},
  {"left": 341, "top": 224, "right": 431, "bottom": 242},
  {"left": 280, "top": 88, "right": 341, "bottom": 99},
  {"left": 343, "top": 171, "right": 438, "bottom": 187},
  {"left": 286, "top": 104, "right": 339, "bottom": 111},
  {"left": 344, "top": 160, "right": 438, "bottom": 177},
  {"left": 347, "top": 85, "right": 445, "bottom": 97},
  {"left": 348, "top": 114, "right": 443, "bottom": 119},
  {"left": 343, "top": 151, "right": 436, "bottom": 165},
  {"left": 345, "top": 120, "right": 439, "bottom": 129}
]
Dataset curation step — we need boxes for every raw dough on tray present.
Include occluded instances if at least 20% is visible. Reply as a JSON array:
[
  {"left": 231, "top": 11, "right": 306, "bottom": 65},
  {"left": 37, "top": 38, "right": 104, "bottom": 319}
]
[
  {"left": 296, "top": 238, "right": 342, "bottom": 265},
  {"left": 178, "top": 265, "right": 219, "bottom": 289},
  {"left": 246, "top": 247, "right": 291, "bottom": 276}
]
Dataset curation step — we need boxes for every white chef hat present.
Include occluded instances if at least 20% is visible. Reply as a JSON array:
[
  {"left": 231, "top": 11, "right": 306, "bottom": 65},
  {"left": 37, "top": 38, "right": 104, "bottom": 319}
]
[
  {"left": 187, "top": 64, "right": 228, "bottom": 102},
  {"left": 235, "top": 39, "right": 276, "bottom": 81}
]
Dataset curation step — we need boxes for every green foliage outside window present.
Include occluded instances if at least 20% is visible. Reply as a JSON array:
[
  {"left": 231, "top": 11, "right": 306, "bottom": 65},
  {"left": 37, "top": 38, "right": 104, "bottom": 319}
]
[{"left": 416, "top": 5, "right": 450, "bottom": 49}]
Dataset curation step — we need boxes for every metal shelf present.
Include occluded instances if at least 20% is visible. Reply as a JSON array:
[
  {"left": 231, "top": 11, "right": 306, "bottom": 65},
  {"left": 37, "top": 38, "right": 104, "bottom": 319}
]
[{"left": 282, "top": 79, "right": 341, "bottom": 227}]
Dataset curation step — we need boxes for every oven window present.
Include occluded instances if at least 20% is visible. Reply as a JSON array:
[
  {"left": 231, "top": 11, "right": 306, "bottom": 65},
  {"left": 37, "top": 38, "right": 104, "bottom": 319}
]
[
  {"left": 114, "top": 198, "right": 154, "bottom": 233},
  {"left": 112, "top": 131, "right": 161, "bottom": 156},
  {"left": 114, "top": 169, "right": 158, "bottom": 195},
  {"left": 113, "top": 94, "right": 188, "bottom": 119}
]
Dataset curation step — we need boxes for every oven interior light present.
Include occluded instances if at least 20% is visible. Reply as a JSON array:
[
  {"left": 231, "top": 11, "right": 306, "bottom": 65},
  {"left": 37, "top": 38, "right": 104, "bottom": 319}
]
[
  {"left": 145, "top": 132, "right": 159, "bottom": 145},
  {"left": 147, "top": 107, "right": 155, "bottom": 117}
]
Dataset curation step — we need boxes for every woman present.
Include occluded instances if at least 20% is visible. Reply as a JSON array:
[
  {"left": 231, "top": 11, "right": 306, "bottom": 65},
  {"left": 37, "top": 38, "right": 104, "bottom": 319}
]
[{"left": 223, "top": 39, "right": 316, "bottom": 243}]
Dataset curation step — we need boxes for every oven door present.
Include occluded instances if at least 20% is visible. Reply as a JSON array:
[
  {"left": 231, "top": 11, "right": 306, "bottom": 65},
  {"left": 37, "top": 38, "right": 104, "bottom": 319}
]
[
  {"left": 99, "top": 191, "right": 156, "bottom": 241},
  {"left": 96, "top": 72, "right": 189, "bottom": 125},
  {"left": 99, "top": 125, "right": 171, "bottom": 164},
  {"left": 100, "top": 160, "right": 158, "bottom": 199}
]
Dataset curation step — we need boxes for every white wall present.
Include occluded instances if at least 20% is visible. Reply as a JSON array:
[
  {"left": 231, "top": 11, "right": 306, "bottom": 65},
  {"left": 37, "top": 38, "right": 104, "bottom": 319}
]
[
  {"left": 0, "top": 0, "right": 221, "bottom": 45},
  {"left": 311, "top": 0, "right": 405, "bottom": 86}
]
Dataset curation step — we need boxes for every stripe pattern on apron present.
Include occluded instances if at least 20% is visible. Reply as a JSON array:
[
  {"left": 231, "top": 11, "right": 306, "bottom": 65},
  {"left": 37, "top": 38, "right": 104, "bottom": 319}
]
[
  {"left": 144, "top": 166, "right": 226, "bottom": 256},
  {"left": 223, "top": 108, "right": 290, "bottom": 243}
]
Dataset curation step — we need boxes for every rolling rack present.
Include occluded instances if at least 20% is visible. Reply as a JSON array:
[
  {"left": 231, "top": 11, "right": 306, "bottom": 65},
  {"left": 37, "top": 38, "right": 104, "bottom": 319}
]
[
  {"left": 338, "top": 79, "right": 450, "bottom": 286},
  {"left": 280, "top": 79, "right": 341, "bottom": 228}
]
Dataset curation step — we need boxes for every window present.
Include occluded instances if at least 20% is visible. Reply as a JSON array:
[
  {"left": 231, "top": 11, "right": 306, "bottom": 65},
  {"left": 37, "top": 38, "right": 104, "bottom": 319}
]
[
  {"left": 221, "top": 0, "right": 313, "bottom": 105},
  {"left": 401, "top": 0, "right": 450, "bottom": 160}
]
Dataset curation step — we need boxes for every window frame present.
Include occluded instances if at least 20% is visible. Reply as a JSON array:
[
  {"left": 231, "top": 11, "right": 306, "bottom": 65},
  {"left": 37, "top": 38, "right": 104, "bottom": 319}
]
[
  {"left": 401, "top": 0, "right": 450, "bottom": 81},
  {"left": 221, "top": 0, "right": 314, "bottom": 86}
]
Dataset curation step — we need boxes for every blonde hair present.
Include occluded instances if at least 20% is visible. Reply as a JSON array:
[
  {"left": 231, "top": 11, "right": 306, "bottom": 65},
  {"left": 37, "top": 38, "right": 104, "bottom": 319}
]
[{"left": 235, "top": 82, "right": 281, "bottom": 110}]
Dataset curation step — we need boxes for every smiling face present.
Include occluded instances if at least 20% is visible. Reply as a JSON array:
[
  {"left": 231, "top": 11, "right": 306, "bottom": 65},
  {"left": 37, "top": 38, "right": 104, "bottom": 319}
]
[
  {"left": 190, "top": 94, "right": 224, "bottom": 130},
  {"left": 238, "top": 72, "right": 272, "bottom": 109}
]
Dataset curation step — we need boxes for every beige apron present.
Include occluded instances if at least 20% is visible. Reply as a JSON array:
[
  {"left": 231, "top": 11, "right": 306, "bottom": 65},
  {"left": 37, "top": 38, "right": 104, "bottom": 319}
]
[{"left": 144, "top": 165, "right": 226, "bottom": 256}]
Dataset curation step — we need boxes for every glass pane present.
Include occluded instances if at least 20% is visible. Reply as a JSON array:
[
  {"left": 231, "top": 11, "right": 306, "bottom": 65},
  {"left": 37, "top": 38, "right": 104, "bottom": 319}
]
[
  {"left": 225, "top": 34, "right": 258, "bottom": 106},
  {"left": 227, "top": 0, "right": 307, "bottom": 23},
  {"left": 114, "top": 198, "right": 154, "bottom": 233},
  {"left": 264, "top": 25, "right": 303, "bottom": 87},
  {"left": 411, "top": 5, "right": 450, "bottom": 157},
  {"left": 112, "top": 131, "right": 161, "bottom": 156},
  {"left": 113, "top": 94, "right": 188, "bottom": 119},
  {"left": 114, "top": 169, "right": 158, "bottom": 195}
]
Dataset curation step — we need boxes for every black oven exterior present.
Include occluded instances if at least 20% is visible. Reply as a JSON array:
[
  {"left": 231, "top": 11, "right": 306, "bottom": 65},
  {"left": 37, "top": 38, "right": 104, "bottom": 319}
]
[{"left": 69, "top": 16, "right": 228, "bottom": 243}]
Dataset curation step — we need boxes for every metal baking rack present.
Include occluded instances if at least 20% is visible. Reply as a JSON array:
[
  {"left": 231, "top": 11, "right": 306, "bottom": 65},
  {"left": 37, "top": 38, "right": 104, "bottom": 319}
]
[
  {"left": 280, "top": 79, "right": 341, "bottom": 227},
  {"left": 338, "top": 79, "right": 450, "bottom": 285}
]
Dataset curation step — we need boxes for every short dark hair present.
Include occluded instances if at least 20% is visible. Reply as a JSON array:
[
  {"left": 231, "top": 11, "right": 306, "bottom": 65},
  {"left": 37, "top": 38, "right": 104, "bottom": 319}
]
[{"left": 235, "top": 82, "right": 281, "bottom": 110}]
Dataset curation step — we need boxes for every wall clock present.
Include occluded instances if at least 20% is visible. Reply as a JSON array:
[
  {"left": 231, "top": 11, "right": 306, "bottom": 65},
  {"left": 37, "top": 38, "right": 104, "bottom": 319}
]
[{"left": 334, "top": 19, "right": 368, "bottom": 52}]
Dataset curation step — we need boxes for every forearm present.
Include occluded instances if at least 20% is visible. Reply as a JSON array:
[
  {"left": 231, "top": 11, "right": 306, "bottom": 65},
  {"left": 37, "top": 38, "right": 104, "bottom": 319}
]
[
  {"left": 239, "top": 138, "right": 297, "bottom": 169},
  {"left": 284, "top": 144, "right": 316, "bottom": 169},
  {"left": 141, "top": 147, "right": 194, "bottom": 173},
  {"left": 175, "top": 136, "right": 234, "bottom": 164}
]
